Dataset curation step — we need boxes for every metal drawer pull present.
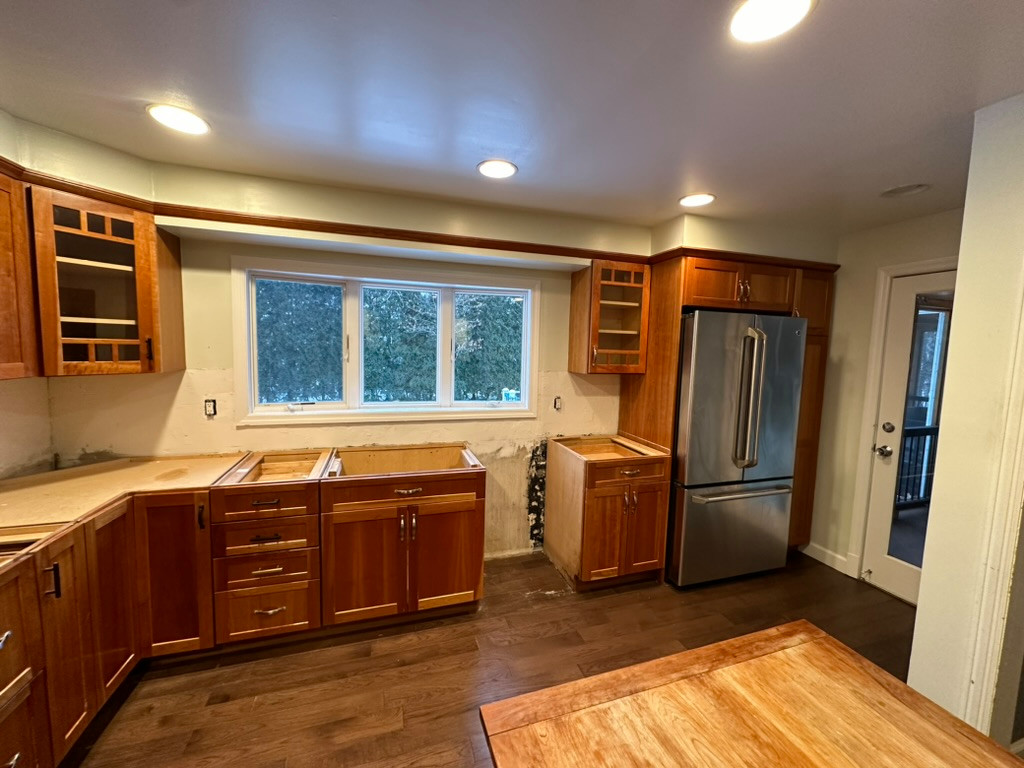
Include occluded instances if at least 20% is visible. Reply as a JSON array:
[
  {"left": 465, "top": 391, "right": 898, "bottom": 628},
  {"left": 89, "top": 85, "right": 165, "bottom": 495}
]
[
  {"left": 43, "top": 563, "right": 62, "bottom": 598},
  {"left": 619, "top": 468, "right": 641, "bottom": 476},
  {"left": 251, "top": 566, "right": 284, "bottom": 577},
  {"left": 5, "top": 752, "right": 20, "bottom": 768},
  {"left": 253, "top": 606, "right": 286, "bottom": 617},
  {"left": 251, "top": 499, "right": 281, "bottom": 507},
  {"left": 0, "top": 631, "right": 11, "bottom": 650},
  {"left": 249, "top": 533, "right": 283, "bottom": 544},
  {"left": 395, "top": 488, "right": 423, "bottom": 496},
  {"left": 691, "top": 486, "right": 792, "bottom": 505}
]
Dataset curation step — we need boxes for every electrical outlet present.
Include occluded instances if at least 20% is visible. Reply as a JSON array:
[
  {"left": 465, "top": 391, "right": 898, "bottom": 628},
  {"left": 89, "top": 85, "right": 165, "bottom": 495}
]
[
  {"left": 553, "top": 396, "right": 562, "bottom": 411},
  {"left": 203, "top": 399, "right": 217, "bottom": 417}
]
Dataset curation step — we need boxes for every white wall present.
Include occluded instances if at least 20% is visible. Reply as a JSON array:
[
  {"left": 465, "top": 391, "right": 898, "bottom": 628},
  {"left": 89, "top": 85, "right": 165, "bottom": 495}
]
[
  {"left": 0, "top": 377, "right": 52, "bottom": 478},
  {"left": 46, "top": 240, "right": 620, "bottom": 556},
  {"left": 808, "top": 209, "right": 963, "bottom": 569},
  {"left": 909, "top": 92, "right": 1024, "bottom": 728},
  {"left": 650, "top": 213, "right": 839, "bottom": 263}
]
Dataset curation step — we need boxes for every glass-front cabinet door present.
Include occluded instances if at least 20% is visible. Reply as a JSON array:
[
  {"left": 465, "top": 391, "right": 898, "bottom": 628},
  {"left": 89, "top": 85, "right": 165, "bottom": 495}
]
[
  {"left": 588, "top": 260, "right": 650, "bottom": 373},
  {"left": 32, "top": 188, "right": 157, "bottom": 375}
]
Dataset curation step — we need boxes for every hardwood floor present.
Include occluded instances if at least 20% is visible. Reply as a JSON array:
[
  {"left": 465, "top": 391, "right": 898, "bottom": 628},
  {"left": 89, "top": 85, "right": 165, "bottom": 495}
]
[{"left": 75, "top": 552, "right": 915, "bottom": 768}]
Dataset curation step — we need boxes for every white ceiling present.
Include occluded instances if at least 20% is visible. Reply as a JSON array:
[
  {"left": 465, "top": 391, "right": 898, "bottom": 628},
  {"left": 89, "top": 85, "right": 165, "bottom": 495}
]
[{"left": 4, "top": 1, "right": 1024, "bottom": 234}]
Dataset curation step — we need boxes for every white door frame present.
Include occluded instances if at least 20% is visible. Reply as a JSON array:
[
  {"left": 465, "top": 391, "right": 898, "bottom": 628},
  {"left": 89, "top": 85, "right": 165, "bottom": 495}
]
[{"left": 847, "top": 257, "right": 959, "bottom": 581}]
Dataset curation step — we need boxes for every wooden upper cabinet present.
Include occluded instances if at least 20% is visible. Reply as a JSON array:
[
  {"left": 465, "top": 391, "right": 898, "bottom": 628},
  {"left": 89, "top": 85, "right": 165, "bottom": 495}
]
[
  {"left": 794, "top": 268, "right": 835, "bottom": 335},
  {"left": 35, "top": 524, "right": 95, "bottom": 763},
  {"left": 30, "top": 187, "right": 185, "bottom": 376},
  {"left": 683, "top": 257, "right": 796, "bottom": 313},
  {"left": 134, "top": 491, "right": 214, "bottom": 657},
  {"left": 0, "top": 174, "right": 39, "bottom": 380},
  {"left": 569, "top": 260, "right": 651, "bottom": 374}
]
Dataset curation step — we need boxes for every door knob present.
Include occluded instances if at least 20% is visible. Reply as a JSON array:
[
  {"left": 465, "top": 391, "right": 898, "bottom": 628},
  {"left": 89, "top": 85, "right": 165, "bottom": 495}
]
[{"left": 874, "top": 445, "right": 894, "bottom": 458}]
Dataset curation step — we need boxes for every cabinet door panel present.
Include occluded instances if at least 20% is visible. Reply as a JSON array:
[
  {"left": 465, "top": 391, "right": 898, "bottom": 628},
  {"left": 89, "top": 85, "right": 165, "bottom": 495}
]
[
  {"left": 86, "top": 500, "right": 138, "bottom": 704},
  {"left": 0, "top": 174, "right": 38, "bottom": 380},
  {"left": 581, "top": 487, "right": 626, "bottom": 580},
  {"left": 321, "top": 506, "right": 405, "bottom": 625},
  {"left": 0, "top": 675, "right": 52, "bottom": 768},
  {"left": 36, "top": 525, "right": 94, "bottom": 762},
  {"left": 744, "top": 264, "right": 796, "bottom": 313},
  {"left": 794, "top": 269, "right": 834, "bottom": 334},
  {"left": 135, "top": 492, "right": 213, "bottom": 656},
  {"left": 411, "top": 496, "right": 483, "bottom": 611},
  {"left": 0, "top": 558, "right": 43, "bottom": 708},
  {"left": 623, "top": 482, "right": 669, "bottom": 574},
  {"left": 790, "top": 334, "right": 829, "bottom": 546},
  {"left": 683, "top": 258, "right": 743, "bottom": 308}
]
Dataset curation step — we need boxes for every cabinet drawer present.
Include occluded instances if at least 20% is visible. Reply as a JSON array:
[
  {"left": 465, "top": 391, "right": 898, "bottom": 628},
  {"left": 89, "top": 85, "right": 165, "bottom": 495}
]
[
  {"left": 213, "top": 548, "right": 320, "bottom": 591},
  {"left": 210, "top": 484, "right": 318, "bottom": 523},
  {"left": 0, "top": 674, "right": 50, "bottom": 768},
  {"left": 324, "top": 473, "right": 484, "bottom": 510},
  {"left": 212, "top": 515, "right": 319, "bottom": 557},
  {"left": 588, "top": 460, "right": 668, "bottom": 487},
  {"left": 0, "top": 561, "right": 39, "bottom": 706},
  {"left": 214, "top": 580, "right": 320, "bottom": 644}
]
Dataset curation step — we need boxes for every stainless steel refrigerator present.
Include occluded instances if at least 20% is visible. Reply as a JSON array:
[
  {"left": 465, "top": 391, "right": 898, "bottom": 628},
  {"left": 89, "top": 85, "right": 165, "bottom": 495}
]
[{"left": 667, "top": 310, "right": 807, "bottom": 587}]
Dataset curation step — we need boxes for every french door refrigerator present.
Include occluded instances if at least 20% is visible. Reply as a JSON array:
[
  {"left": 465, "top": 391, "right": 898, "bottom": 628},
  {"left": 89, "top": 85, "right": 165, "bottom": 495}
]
[{"left": 667, "top": 310, "right": 807, "bottom": 587}]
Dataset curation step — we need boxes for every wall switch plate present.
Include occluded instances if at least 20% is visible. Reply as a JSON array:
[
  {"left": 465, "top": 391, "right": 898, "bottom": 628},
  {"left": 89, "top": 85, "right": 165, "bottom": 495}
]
[{"left": 204, "top": 399, "right": 217, "bottom": 417}]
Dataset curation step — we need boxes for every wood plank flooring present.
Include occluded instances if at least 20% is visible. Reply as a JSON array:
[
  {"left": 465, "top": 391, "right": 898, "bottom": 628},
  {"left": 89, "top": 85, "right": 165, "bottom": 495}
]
[{"left": 74, "top": 552, "right": 915, "bottom": 768}]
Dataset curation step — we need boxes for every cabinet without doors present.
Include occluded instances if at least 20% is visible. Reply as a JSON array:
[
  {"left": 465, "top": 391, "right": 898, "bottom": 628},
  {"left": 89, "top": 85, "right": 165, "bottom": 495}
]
[{"left": 30, "top": 187, "right": 184, "bottom": 375}]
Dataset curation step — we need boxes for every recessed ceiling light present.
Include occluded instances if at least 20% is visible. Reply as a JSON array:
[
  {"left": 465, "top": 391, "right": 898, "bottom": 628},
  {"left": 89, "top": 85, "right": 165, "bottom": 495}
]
[
  {"left": 730, "top": 0, "right": 815, "bottom": 43},
  {"left": 880, "top": 183, "right": 931, "bottom": 199},
  {"left": 679, "top": 193, "right": 716, "bottom": 208},
  {"left": 477, "top": 159, "right": 518, "bottom": 179},
  {"left": 146, "top": 104, "right": 210, "bottom": 135}
]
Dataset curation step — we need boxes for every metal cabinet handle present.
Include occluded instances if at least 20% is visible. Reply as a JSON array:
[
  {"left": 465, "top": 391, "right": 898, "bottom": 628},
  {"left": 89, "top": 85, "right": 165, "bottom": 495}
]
[
  {"left": 253, "top": 606, "right": 285, "bottom": 617},
  {"left": 197, "top": 503, "right": 206, "bottom": 530},
  {"left": 592, "top": 345, "right": 599, "bottom": 366},
  {"left": 249, "top": 533, "right": 283, "bottom": 544},
  {"left": 623, "top": 490, "right": 630, "bottom": 514},
  {"left": 399, "top": 514, "right": 406, "bottom": 542},
  {"left": 395, "top": 488, "right": 423, "bottom": 496},
  {"left": 619, "top": 468, "right": 641, "bottom": 476},
  {"left": 411, "top": 510, "right": 418, "bottom": 541},
  {"left": 0, "top": 630, "right": 11, "bottom": 650},
  {"left": 251, "top": 499, "right": 281, "bottom": 507},
  {"left": 5, "top": 752, "right": 20, "bottom": 768},
  {"left": 251, "top": 566, "right": 284, "bottom": 577},
  {"left": 744, "top": 281, "right": 752, "bottom": 301},
  {"left": 43, "top": 563, "right": 62, "bottom": 598},
  {"left": 632, "top": 491, "right": 639, "bottom": 510}
]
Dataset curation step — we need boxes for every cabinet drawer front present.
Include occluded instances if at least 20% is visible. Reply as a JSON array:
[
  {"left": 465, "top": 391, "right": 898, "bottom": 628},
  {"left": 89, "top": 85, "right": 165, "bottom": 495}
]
[
  {"left": 0, "top": 674, "right": 49, "bottom": 768},
  {"left": 213, "top": 548, "right": 319, "bottom": 591},
  {"left": 214, "top": 580, "right": 320, "bottom": 644},
  {"left": 0, "top": 565, "right": 36, "bottom": 705},
  {"left": 588, "top": 460, "right": 667, "bottom": 487},
  {"left": 212, "top": 515, "right": 319, "bottom": 557},
  {"left": 210, "top": 484, "right": 317, "bottom": 523},
  {"left": 325, "top": 473, "right": 483, "bottom": 510}
]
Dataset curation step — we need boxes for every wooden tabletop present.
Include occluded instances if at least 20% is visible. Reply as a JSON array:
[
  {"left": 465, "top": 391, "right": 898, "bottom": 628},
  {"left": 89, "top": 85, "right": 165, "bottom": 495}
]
[{"left": 480, "top": 620, "right": 1021, "bottom": 767}]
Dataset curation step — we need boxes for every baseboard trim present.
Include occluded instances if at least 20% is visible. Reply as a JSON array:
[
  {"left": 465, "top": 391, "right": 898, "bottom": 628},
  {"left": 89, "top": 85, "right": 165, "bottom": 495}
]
[
  {"left": 801, "top": 542, "right": 857, "bottom": 577},
  {"left": 485, "top": 547, "right": 536, "bottom": 560},
  {"left": 1010, "top": 737, "right": 1024, "bottom": 756}
]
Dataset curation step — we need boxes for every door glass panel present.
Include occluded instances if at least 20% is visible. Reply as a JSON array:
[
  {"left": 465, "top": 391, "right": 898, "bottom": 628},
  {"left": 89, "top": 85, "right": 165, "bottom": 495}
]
[{"left": 887, "top": 292, "right": 953, "bottom": 566}]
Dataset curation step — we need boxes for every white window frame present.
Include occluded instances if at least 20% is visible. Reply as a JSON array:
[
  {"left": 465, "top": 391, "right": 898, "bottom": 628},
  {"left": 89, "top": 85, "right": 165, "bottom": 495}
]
[{"left": 231, "top": 253, "right": 540, "bottom": 425}]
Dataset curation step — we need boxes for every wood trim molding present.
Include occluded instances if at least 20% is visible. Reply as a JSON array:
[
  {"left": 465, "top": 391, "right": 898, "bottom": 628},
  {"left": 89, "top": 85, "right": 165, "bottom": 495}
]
[
  {"left": 2, "top": 154, "right": 647, "bottom": 264},
  {"left": 651, "top": 245, "right": 840, "bottom": 272}
]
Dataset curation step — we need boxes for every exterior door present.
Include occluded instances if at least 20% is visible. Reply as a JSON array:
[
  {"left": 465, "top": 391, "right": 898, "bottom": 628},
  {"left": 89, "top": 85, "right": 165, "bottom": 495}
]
[
  {"left": 862, "top": 270, "right": 956, "bottom": 604},
  {"left": 410, "top": 496, "right": 483, "bottom": 611}
]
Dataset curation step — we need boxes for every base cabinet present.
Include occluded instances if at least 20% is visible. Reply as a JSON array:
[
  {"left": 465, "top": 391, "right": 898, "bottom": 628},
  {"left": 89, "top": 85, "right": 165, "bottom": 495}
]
[
  {"left": 411, "top": 497, "right": 485, "bottom": 611},
  {"left": 580, "top": 482, "right": 669, "bottom": 581},
  {"left": 35, "top": 526, "right": 94, "bottom": 763},
  {"left": 0, "top": 674, "right": 52, "bottom": 768},
  {"left": 134, "top": 491, "right": 214, "bottom": 657}
]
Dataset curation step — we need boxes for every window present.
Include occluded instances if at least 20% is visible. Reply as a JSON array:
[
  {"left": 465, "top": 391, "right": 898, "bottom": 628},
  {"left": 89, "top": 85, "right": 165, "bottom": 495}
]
[{"left": 240, "top": 262, "right": 535, "bottom": 420}]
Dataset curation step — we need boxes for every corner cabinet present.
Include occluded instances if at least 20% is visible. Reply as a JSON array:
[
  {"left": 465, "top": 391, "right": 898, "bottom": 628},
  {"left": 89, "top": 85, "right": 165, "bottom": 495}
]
[
  {"left": 0, "top": 174, "right": 39, "bottom": 380},
  {"left": 569, "top": 260, "right": 651, "bottom": 374},
  {"left": 30, "top": 187, "right": 185, "bottom": 376}
]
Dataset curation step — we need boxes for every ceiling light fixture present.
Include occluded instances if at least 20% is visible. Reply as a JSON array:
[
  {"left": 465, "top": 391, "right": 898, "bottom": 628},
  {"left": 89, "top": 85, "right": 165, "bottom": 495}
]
[
  {"left": 679, "top": 193, "right": 716, "bottom": 208},
  {"left": 730, "top": 0, "right": 815, "bottom": 43},
  {"left": 477, "top": 159, "right": 518, "bottom": 179},
  {"left": 146, "top": 104, "right": 210, "bottom": 135},
  {"left": 880, "top": 183, "right": 931, "bottom": 199}
]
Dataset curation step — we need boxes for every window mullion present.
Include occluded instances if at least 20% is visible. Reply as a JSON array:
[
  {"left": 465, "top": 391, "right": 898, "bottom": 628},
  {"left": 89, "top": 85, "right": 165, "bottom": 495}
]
[{"left": 440, "top": 287, "right": 453, "bottom": 406}]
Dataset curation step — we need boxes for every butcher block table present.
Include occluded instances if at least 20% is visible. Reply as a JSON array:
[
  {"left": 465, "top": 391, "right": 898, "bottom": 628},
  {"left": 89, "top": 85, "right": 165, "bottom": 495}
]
[{"left": 480, "top": 620, "right": 1021, "bottom": 767}]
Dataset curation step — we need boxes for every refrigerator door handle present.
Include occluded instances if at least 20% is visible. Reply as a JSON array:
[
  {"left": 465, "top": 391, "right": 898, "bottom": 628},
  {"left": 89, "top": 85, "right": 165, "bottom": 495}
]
[
  {"left": 691, "top": 486, "right": 792, "bottom": 505},
  {"left": 734, "top": 326, "right": 767, "bottom": 468}
]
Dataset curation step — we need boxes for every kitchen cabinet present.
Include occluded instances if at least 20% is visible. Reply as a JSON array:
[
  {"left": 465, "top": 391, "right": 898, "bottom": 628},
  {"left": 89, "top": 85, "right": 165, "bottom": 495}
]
[
  {"left": 0, "top": 173, "right": 39, "bottom": 380},
  {"left": 30, "top": 187, "right": 185, "bottom": 376},
  {"left": 320, "top": 443, "right": 486, "bottom": 625},
  {"left": 794, "top": 268, "right": 835, "bottom": 335},
  {"left": 545, "top": 436, "right": 670, "bottom": 587},
  {"left": 569, "top": 260, "right": 651, "bottom": 374},
  {"left": 134, "top": 491, "right": 214, "bottom": 657},
  {"left": 0, "top": 557, "right": 44, "bottom": 712},
  {"left": 682, "top": 256, "right": 795, "bottom": 313},
  {"left": 84, "top": 499, "right": 139, "bottom": 705},
  {"left": 0, "top": 675, "right": 52, "bottom": 768},
  {"left": 35, "top": 525, "right": 94, "bottom": 763}
]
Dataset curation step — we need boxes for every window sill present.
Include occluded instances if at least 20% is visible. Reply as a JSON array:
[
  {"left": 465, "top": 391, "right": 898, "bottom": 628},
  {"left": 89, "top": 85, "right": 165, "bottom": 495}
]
[{"left": 237, "top": 406, "right": 537, "bottom": 427}]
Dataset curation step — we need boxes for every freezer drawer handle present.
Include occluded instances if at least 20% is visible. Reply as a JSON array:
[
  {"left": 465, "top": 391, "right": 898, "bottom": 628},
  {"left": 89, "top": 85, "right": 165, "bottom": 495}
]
[{"left": 691, "top": 486, "right": 792, "bottom": 505}]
